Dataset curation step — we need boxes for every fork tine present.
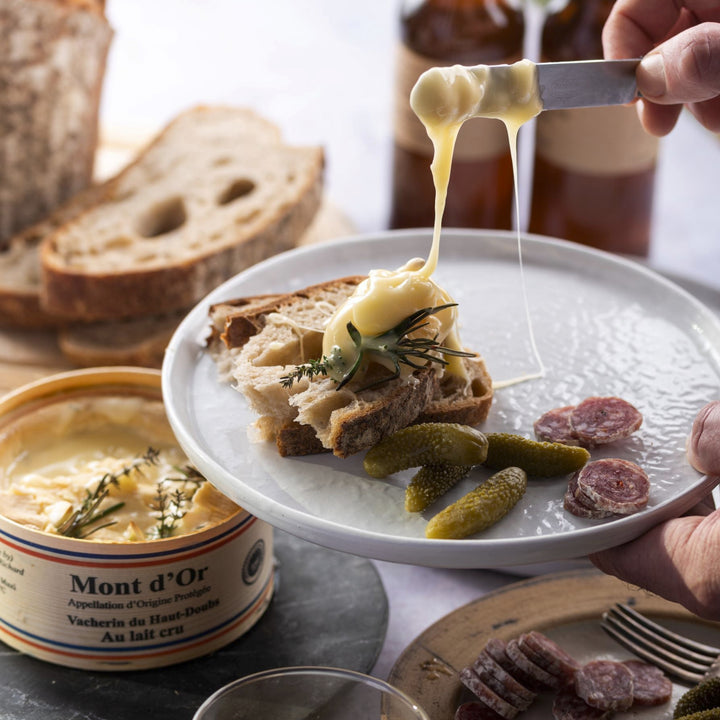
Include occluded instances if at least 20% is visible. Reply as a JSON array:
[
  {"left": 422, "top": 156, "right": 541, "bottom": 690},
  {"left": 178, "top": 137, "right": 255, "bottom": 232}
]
[
  {"left": 603, "top": 610, "right": 711, "bottom": 671},
  {"left": 607, "top": 606, "right": 718, "bottom": 668},
  {"left": 601, "top": 617, "right": 707, "bottom": 684},
  {"left": 615, "top": 604, "right": 720, "bottom": 657}
]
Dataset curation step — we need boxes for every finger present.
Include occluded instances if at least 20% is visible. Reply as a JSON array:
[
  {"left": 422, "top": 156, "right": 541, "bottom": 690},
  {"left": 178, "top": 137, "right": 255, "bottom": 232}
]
[
  {"left": 636, "top": 98, "right": 683, "bottom": 135},
  {"left": 637, "top": 24, "right": 720, "bottom": 105},
  {"left": 590, "top": 511, "right": 720, "bottom": 619},
  {"left": 687, "top": 401, "right": 720, "bottom": 475},
  {"left": 602, "top": 1, "right": 694, "bottom": 59},
  {"left": 689, "top": 93, "right": 720, "bottom": 132}
]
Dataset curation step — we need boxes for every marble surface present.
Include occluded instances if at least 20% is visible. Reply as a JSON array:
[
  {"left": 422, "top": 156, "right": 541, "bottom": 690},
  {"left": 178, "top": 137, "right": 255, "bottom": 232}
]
[{"left": 27, "top": 0, "right": 719, "bottom": 707}]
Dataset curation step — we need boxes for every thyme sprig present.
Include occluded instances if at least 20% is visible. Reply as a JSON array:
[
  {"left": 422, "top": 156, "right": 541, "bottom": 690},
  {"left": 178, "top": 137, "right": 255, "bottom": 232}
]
[
  {"left": 280, "top": 304, "right": 474, "bottom": 392},
  {"left": 151, "top": 465, "right": 205, "bottom": 539},
  {"left": 57, "top": 447, "right": 161, "bottom": 539}
]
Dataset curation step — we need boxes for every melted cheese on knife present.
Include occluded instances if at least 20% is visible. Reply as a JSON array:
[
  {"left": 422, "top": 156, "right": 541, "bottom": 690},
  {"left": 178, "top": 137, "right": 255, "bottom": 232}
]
[{"left": 322, "top": 59, "right": 544, "bottom": 387}]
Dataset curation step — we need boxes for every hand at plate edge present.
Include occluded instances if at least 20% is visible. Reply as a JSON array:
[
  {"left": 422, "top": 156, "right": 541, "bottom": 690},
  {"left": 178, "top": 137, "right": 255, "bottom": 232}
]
[{"left": 591, "top": 401, "right": 720, "bottom": 621}]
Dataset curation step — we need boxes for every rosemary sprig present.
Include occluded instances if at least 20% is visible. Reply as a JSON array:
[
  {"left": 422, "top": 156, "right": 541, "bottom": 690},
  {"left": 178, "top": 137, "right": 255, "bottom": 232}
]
[
  {"left": 280, "top": 304, "right": 474, "bottom": 392},
  {"left": 57, "top": 447, "right": 161, "bottom": 539},
  {"left": 151, "top": 464, "right": 205, "bottom": 539}
]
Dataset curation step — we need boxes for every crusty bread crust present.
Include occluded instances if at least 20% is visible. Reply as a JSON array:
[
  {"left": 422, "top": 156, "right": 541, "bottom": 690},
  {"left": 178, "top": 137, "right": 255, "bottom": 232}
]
[
  {"left": 211, "top": 276, "right": 493, "bottom": 457},
  {"left": 0, "top": 0, "right": 112, "bottom": 245},
  {"left": 40, "top": 106, "right": 324, "bottom": 321}
]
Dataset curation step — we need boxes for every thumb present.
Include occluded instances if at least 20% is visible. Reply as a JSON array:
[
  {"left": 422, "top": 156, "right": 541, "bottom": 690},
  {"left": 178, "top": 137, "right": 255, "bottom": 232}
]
[
  {"left": 638, "top": 22, "right": 720, "bottom": 104},
  {"left": 687, "top": 401, "right": 720, "bottom": 475}
]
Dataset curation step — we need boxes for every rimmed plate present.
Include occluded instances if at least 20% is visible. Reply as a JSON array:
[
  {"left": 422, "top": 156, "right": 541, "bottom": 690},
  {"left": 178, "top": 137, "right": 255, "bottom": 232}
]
[
  {"left": 162, "top": 229, "right": 720, "bottom": 568},
  {"left": 387, "top": 569, "right": 720, "bottom": 720}
]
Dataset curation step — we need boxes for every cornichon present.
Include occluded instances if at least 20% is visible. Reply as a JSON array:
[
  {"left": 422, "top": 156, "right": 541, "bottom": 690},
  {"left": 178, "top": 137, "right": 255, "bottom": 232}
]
[
  {"left": 405, "top": 464, "right": 471, "bottom": 513},
  {"left": 425, "top": 466, "right": 527, "bottom": 539},
  {"left": 363, "top": 423, "right": 488, "bottom": 479},
  {"left": 674, "top": 679, "right": 720, "bottom": 720},
  {"left": 484, "top": 432, "right": 589, "bottom": 477}
]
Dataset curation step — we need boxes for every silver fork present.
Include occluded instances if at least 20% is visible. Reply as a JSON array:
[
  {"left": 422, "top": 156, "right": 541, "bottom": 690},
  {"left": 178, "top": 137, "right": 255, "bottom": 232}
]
[{"left": 601, "top": 603, "right": 720, "bottom": 684}]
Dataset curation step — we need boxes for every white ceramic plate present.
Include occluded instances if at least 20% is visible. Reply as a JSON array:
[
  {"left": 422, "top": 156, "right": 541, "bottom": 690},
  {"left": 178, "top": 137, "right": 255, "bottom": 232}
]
[
  {"left": 388, "top": 569, "right": 720, "bottom": 720},
  {"left": 162, "top": 229, "right": 720, "bottom": 569}
]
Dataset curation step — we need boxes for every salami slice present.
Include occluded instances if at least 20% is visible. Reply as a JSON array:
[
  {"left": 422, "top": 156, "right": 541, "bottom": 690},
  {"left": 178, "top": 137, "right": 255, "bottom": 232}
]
[
  {"left": 623, "top": 660, "right": 672, "bottom": 706},
  {"left": 569, "top": 397, "right": 642, "bottom": 447},
  {"left": 455, "top": 701, "right": 504, "bottom": 720},
  {"left": 505, "top": 638, "right": 563, "bottom": 691},
  {"left": 474, "top": 650, "right": 536, "bottom": 710},
  {"left": 563, "top": 473, "right": 615, "bottom": 519},
  {"left": 552, "top": 686, "right": 611, "bottom": 720},
  {"left": 575, "top": 458, "right": 649, "bottom": 515},
  {"left": 534, "top": 406, "right": 580, "bottom": 446},
  {"left": 483, "top": 637, "right": 549, "bottom": 692},
  {"left": 519, "top": 631, "right": 580, "bottom": 682},
  {"left": 459, "top": 667, "right": 519, "bottom": 719},
  {"left": 574, "top": 660, "right": 634, "bottom": 711}
]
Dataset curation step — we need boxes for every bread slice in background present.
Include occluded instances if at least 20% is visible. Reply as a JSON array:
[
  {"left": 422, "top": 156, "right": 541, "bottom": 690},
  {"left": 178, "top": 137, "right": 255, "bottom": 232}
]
[
  {"left": 0, "top": 183, "right": 110, "bottom": 328},
  {"left": 211, "top": 277, "right": 493, "bottom": 457},
  {"left": 57, "top": 309, "right": 189, "bottom": 369},
  {"left": 40, "top": 105, "right": 324, "bottom": 321},
  {"left": 0, "top": 0, "right": 112, "bottom": 245}
]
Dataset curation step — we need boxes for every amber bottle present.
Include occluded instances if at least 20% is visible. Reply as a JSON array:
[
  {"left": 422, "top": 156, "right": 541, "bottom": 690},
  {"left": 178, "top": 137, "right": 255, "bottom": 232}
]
[
  {"left": 528, "top": 0, "right": 659, "bottom": 255},
  {"left": 389, "top": 0, "right": 525, "bottom": 230}
]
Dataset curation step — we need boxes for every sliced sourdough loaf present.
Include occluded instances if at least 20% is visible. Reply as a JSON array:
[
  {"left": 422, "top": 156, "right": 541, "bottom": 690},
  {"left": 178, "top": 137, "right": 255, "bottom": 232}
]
[
  {"left": 211, "top": 277, "right": 493, "bottom": 458},
  {"left": 57, "top": 309, "right": 189, "bottom": 369},
  {"left": 0, "top": 183, "right": 110, "bottom": 328},
  {"left": 0, "top": 0, "right": 112, "bottom": 245},
  {"left": 40, "top": 105, "right": 324, "bottom": 321}
]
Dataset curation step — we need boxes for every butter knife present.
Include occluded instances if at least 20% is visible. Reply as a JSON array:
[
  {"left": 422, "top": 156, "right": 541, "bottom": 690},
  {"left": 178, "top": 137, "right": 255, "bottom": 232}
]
[{"left": 537, "top": 58, "right": 640, "bottom": 110}]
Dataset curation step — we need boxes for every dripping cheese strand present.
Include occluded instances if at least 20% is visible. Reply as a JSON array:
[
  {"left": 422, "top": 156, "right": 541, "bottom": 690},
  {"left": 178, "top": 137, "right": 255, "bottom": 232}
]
[{"left": 410, "top": 59, "right": 546, "bottom": 388}]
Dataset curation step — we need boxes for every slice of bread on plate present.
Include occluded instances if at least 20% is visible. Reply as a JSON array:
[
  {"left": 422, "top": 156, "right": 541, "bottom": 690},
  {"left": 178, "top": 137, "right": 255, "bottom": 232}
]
[
  {"left": 40, "top": 105, "right": 325, "bottom": 321},
  {"left": 210, "top": 277, "right": 493, "bottom": 458}
]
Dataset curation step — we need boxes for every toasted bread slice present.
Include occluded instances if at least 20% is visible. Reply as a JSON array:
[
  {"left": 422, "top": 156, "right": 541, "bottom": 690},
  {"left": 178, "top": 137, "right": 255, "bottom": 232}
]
[{"left": 210, "top": 277, "right": 493, "bottom": 457}]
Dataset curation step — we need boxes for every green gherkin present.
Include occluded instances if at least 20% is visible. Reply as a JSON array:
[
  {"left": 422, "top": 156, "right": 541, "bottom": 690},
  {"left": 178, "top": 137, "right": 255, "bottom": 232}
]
[
  {"left": 363, "top": 423, "right": 488, "bottom": 479},
  {"left": 425, "top": 466, "right": 527, "bottom": 539},
  {"left": 405, "top": 464, "right": 472, "bottom": 513},
  {"left": 484, "top": 432, "right": 590, "bottom": 477},
  {"left": 674, "top": 679, "right": 720, "bottom": 719}
]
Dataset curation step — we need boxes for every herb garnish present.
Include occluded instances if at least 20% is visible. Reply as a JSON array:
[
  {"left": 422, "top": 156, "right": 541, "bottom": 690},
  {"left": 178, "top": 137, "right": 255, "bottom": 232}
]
[
  {"left": 280, "top": 304, "right": 474, "bottom": 391},
  {"left": 57, "top": 447, "right": 161, "bottom": 539},
  {"left": 151, "top": 465, "right": 205, "bottom": 539}
]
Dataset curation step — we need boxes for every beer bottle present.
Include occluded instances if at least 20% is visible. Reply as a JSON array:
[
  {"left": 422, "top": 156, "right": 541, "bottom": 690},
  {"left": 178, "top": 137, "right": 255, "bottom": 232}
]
[
  {"left": 389, "top": 0, "right": 525, "bottom": 230},
  {"left": 528, "top": 0, "right": 659, "bottom": 255}
]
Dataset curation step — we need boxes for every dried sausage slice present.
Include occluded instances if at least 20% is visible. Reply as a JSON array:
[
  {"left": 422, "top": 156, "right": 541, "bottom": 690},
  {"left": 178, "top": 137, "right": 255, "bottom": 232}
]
[
  {"left": 563, "top": 473, "right": 615, "bottom": 519},
  {"left": 534, "top": 406, "right": 580, "bottom": 446},
  {"left": 575, "top": 458, "right": 649, "bottom": 515},
  {"left": 519, "top": 631, "right": 580, "bottom": 682},
  {"left": 574, "top": 660, "right": 634, "bottom": 711},
  {"left": 483, "top": 637, "right": 549, "bottom": 693},
  {"left": 505, "top": 638, "right": 563, "bottom": 690},
  {"left": 459, "top": 667, "right": 519, "bottom": 719},
  {"left": 552, "top": 686, "right": 611, "bottom": 720},
  {"left": 623, "top": 660, "right": 672, "bottom": 706},
  {"left": 473, "top": 650, "right": 536, "bottom": 710},
  {"left": 569, "top": 397, "right": 642, "bottom": 447}
]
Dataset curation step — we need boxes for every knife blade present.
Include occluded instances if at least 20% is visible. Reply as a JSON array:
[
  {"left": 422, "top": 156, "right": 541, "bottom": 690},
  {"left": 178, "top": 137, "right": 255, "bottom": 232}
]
[{"left": 537, "top": 59, "right": 640, "bottom": 111}]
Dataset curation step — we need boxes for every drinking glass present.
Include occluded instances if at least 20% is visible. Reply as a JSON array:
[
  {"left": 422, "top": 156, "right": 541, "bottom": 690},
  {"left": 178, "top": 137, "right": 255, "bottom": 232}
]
[{"left": 193, "top": 666, "right": 430, "bottom": 720}]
